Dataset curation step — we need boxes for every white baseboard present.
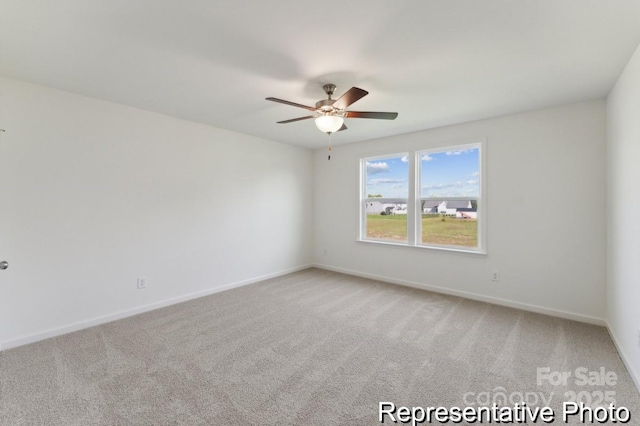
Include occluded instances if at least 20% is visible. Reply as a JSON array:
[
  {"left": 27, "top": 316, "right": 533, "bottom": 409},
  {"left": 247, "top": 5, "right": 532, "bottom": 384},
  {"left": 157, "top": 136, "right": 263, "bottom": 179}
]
[
  {"left": 605, "top": 322, "right": 640, "bottom": 394},
  {"left": 0, "top": 264, "right": 313, "bottom": 352},
  {"left": 313, "top": 263, "right": 606, "bottom": 326}
]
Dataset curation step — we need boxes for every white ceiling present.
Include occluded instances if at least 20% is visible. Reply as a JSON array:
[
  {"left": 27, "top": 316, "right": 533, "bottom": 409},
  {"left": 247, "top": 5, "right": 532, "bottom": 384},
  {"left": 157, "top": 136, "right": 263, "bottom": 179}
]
[{"left": 2, "top": 1, "right": 640, "bottom": 149}]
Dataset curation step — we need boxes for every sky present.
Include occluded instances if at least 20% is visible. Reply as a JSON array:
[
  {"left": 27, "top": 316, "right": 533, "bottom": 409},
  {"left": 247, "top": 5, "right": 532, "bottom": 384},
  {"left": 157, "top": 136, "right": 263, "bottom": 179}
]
[{"left": 365, "top": 147, "right": 480, "bottom": 199}]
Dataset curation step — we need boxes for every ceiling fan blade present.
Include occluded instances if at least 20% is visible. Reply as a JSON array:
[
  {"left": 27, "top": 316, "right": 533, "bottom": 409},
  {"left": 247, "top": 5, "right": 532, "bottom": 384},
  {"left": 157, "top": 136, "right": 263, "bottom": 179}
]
[
  {"left": 333, "top": 87, "right": 368, "bottom": 110},
  {"left": 345, "top": 111, "right": 398, "bottom": 120},
  {"left": 266, "top": 97, "right": 316, "bottom": 111},
  {"left": 277, "top": 115, "right": 315, "bottom": 124},
  {"left": 337, "top": 123, "right": 348, "bottom": 132}
]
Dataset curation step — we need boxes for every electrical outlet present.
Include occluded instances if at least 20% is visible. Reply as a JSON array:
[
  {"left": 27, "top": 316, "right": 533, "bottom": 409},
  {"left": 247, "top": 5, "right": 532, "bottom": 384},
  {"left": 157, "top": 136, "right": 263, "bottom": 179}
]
[
  {"left": 492, "top": 271, "right": 500, "bottom": 282},
  {"left": 137, "top": 276, "right": 147, "bottom": 289}
]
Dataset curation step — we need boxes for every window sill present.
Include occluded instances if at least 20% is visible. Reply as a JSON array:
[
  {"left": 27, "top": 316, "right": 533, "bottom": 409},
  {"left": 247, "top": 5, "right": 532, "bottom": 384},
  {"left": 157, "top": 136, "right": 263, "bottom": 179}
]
[{"left": 356, "top": 239, "right": 487, "bottom": 255}]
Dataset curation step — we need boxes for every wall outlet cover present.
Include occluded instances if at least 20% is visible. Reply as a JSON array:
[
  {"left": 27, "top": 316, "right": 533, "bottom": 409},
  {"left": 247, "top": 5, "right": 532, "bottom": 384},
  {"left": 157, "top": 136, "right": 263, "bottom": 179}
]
[{"left": 137, "top": 276, "right": 147, "bottom": 289}]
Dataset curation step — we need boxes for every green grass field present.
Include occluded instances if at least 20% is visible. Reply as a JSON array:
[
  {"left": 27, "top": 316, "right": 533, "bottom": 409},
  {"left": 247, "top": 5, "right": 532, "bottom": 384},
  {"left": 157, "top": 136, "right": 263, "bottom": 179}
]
[{"left": 366, "top": 215, "right": 477, "bottom": 247}]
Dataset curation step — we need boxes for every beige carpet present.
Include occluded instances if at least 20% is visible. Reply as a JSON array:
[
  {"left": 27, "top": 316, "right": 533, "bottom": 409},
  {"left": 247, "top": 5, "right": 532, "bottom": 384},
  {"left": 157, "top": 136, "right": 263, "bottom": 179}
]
[{"left": 1, "top": 268, "right": 638, "bottom": 425}]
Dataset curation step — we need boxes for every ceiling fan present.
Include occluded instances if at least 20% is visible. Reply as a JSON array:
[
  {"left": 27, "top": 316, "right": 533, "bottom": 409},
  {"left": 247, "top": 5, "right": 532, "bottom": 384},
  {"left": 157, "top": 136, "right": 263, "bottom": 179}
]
[{"left": 266, "top": 84, "right": 398, "bottom": 135}]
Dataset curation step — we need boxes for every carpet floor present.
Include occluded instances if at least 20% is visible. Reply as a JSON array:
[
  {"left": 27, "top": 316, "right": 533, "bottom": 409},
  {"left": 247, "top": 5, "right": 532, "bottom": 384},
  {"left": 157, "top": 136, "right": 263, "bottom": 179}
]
[{"left": 1, "top": 268, "right": 638, "bottom": 425}]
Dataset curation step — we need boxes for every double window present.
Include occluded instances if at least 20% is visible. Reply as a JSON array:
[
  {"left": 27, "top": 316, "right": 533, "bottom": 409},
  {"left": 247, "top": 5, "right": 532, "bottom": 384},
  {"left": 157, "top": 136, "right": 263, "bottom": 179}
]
[{"left": 360, "top": 142, "right": 485, "bottom": 253}]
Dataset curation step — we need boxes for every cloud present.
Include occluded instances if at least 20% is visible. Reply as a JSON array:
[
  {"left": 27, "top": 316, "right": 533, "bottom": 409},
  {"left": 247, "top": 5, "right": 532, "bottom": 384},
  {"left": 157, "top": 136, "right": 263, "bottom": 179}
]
[
  {"left": 423, "top": 180, "right": 477, "bottom": 189},
  {"left": 470, "top": 171, "right": 479, "bottom": 177},
  {"left": 422, "top": 182, "right": 464, "bottom": 190},
  {"left": 421, "top": 154, "right": 434, "bottom": 162},
  {"left": 446, "top": 149, "right": 474, "bottom": 156},
  {"left": 369, "top": 178, "right": 407, "bottom": 184},
  {"left": 402, "top": 154, "right": 433, "bottom": 162},
  {"left": 422, "top": 186, "right": 480, "bottom": 197},
  {"left": 421, "top": 179, "right": 482, "bottom": 197},
  {"left": 366, "top": 161, "right": 390, "bottom": 174}
]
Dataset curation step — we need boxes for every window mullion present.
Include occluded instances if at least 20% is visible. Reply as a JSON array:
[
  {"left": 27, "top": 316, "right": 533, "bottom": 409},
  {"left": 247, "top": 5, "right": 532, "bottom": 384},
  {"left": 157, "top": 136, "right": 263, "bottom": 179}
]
[{"left": 406, "top": 150, "right": 416, "bottom": 246}]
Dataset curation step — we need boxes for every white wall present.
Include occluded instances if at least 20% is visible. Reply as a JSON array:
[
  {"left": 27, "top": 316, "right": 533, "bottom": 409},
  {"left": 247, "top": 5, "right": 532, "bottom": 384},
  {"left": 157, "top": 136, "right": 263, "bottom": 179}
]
[
  {"left": 314, "top": 100, "right": 607, "bottom": 323},
  {"left": 0, "top": 77, "right": 313, "bottom": 348},
  {"left": 606, "top": 43, "right": 640, "bottom": 388}
]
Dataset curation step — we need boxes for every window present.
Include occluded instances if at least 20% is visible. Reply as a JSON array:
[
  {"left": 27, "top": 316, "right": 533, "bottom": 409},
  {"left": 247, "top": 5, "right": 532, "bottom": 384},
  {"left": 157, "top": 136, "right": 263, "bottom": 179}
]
[
  {"left": 360, "top": 142, "right": 485, "bottom": 253},
  {"left": 361, "top": 154, "right": 409, "bottom": 242}
]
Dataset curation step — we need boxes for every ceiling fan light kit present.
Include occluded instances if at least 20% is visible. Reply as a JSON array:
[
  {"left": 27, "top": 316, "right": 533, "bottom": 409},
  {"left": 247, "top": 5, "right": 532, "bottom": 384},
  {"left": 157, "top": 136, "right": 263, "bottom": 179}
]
[{"left": 315, "top": 114, "right": 344, "bottom": 134}]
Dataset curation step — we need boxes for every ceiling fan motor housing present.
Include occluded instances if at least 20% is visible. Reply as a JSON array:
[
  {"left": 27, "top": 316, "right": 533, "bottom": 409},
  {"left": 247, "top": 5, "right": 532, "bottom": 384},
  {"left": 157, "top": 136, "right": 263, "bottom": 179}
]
[
  {"left": 317, "top": 84, "right": 339, "bottom": 113},
  {"left": 316, "top": 98, "right": 337, "bottom": 112}
]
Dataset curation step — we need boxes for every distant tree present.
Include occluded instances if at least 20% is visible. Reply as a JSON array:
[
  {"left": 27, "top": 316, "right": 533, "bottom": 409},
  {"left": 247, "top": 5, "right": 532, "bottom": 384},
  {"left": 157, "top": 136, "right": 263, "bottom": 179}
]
[
  {"left": 368, "top": 194, "right": 383, "bottom": 198},
  {"left": 471, "top": 200, "right": 478, "bottom": 209}
]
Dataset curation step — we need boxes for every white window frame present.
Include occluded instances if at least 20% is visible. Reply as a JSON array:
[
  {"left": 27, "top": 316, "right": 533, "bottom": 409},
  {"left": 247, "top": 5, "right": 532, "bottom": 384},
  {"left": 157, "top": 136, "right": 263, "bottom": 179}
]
[{"left": 359, "top": 140, "right": 486, "bottom": 254}]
